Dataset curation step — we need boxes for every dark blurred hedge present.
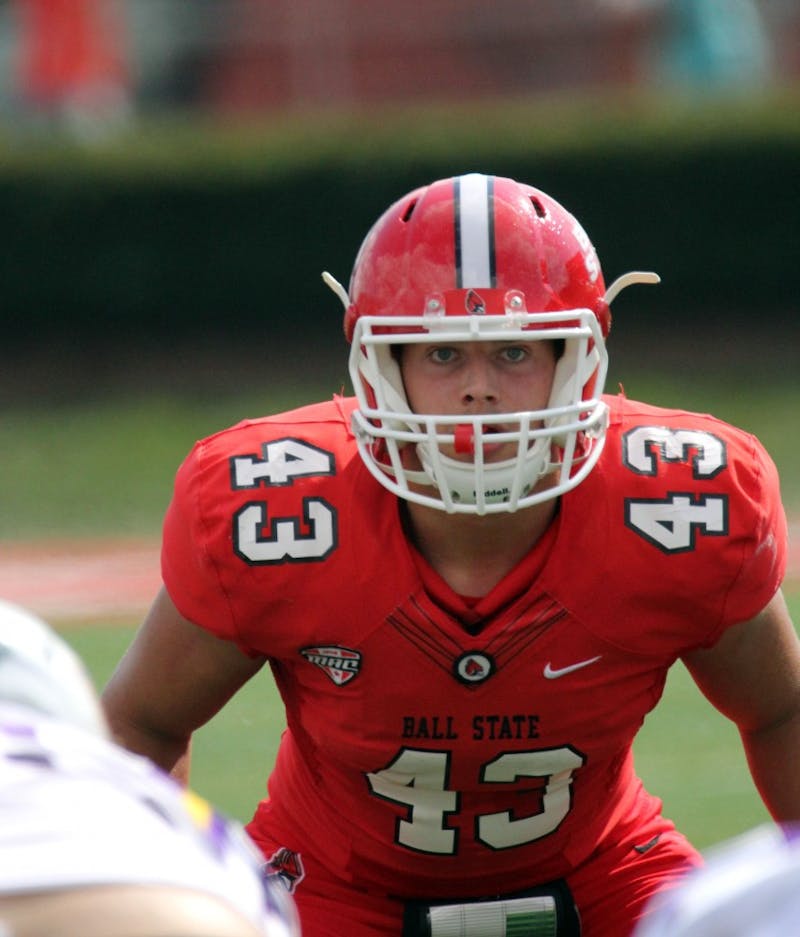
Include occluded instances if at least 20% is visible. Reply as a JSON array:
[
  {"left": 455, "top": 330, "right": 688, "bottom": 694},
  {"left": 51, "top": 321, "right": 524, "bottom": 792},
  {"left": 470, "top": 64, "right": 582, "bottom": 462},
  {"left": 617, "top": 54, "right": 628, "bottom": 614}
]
[{"left": 1, "top": 91, "right": 798, "bottom": 362}]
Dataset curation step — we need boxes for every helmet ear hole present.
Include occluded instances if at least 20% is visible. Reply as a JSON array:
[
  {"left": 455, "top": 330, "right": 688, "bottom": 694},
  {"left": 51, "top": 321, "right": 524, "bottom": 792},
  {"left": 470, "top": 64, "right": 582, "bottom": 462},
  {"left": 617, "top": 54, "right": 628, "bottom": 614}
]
[
  {"left": 529, "top": 196, "right": 547, "bottom": 219},
  {"left": 401, "top": 198, "right": 418, "bottom": 223}
]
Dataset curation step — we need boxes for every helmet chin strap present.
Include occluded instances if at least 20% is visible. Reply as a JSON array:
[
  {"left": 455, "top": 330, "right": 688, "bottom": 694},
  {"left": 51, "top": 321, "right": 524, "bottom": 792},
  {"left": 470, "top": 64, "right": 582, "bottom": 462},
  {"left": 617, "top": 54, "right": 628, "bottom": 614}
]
[{"left": 415, "top": 437, "right": 552, "bottom": 511}]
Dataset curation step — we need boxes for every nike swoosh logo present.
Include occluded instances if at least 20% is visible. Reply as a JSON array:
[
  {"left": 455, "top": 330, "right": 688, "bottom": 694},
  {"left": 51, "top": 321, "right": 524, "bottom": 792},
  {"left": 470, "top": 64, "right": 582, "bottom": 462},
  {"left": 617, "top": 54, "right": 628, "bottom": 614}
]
[{"left": 543, "top": 656, "right": 602, "bottom": 679}]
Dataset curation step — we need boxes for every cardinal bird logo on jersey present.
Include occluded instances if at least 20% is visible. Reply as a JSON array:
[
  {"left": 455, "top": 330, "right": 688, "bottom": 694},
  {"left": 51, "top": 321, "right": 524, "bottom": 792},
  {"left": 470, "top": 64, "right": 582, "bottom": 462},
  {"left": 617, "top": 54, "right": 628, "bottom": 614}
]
[
  {"left": 300, "top": 645, "right": 362, "bottom": 685},
  {"left": 454, "top": 651, "right": 495, "bottom": 685},
  {"left": 266, "top": 846, "right": 305, "bottom": 894}
]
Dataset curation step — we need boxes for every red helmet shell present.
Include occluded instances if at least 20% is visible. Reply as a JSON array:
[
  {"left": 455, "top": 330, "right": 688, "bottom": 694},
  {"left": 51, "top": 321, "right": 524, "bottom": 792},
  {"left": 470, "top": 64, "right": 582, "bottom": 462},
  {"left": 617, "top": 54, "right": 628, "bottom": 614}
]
[{"left": 344, "top": 174, "right": 609, "bottom": 342}]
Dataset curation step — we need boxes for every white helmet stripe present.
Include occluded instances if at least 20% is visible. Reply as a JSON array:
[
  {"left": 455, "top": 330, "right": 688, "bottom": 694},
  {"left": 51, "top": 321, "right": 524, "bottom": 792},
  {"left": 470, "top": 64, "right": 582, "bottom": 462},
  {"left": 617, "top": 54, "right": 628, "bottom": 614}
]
[{"left": 455, "top": 174, "right": 495, "bottom": 288}]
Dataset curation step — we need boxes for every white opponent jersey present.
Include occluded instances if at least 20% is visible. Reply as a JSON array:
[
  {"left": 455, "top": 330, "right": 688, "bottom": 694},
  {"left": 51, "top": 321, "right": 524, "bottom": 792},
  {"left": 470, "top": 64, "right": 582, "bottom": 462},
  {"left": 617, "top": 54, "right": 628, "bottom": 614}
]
[
  {"left": 635, "top": 823, "right": 800, "bottom": 936},
  {"left": 0, "top": 705, "right": 298, "bottom": 937}
]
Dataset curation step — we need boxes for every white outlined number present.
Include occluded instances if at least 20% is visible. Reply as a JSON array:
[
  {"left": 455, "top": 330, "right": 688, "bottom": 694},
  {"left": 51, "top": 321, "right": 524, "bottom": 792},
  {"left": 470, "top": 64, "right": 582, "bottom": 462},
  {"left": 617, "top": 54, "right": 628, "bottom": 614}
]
[
  {"left": 234, "top": 497, "right": 336, "bottom": 565},
  {"left": 623, "top": 426, "right": 726, "bottom": 479},
  {"left": 231, "top": 438, "right": 334, "bottom": 488},
  {"left": 625, "top": 493, "right": 727, "bottom": 553},
  {"left": 367, "top": 746, "right": 584, "bottom": 855},
  {"left": 623, "top": 427, "right": 728, "bottom": 553},
  {"left": 230, "top": 439, "right": 337, "bottom": 565}
]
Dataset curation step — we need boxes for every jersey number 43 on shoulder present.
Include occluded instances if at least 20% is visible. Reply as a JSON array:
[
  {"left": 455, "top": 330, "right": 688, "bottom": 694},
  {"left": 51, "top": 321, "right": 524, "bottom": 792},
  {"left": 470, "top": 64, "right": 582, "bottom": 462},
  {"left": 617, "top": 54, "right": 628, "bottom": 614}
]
[
  {"left": 622, "top": 426, "right": 729, "bottom": 554},
  {"left": 229, "top": 438, "right": 338, "bottom": 564}
]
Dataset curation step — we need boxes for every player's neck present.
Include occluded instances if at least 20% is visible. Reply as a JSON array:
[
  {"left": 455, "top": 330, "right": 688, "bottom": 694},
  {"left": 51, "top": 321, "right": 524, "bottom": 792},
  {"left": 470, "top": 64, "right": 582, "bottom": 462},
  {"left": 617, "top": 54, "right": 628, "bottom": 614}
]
[{"left": 402, "top": 496, "right": 559, "bottom": 598}]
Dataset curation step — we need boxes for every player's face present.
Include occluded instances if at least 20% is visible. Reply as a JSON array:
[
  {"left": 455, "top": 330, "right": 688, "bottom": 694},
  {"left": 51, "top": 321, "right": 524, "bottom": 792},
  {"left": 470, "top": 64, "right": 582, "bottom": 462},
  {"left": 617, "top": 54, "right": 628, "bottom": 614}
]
[{"left": 399, "top": 339, "right": 558, "bottom": 463}]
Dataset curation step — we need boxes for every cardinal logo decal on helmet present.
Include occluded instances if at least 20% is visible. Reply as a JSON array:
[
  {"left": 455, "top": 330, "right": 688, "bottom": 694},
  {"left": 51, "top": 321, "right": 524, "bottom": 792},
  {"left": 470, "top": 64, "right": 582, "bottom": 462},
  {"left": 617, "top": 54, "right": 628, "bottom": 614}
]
[{"left": 465, "top": 289, "right": 486, "bottom": 315}]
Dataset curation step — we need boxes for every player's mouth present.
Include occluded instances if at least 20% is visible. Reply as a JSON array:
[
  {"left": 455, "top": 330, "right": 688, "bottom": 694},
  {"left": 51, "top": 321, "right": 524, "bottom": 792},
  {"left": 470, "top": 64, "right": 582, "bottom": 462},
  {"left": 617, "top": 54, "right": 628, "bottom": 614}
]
[{"left": 453, "top": 422, "right": 512, "bottom": 461}]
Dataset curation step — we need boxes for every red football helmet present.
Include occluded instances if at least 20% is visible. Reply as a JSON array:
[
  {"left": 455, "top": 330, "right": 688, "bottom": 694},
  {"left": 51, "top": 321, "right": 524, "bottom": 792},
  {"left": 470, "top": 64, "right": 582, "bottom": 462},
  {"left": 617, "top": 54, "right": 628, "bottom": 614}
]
[{"left": 324, "top": 173, "right": 658, "bottom": 514}]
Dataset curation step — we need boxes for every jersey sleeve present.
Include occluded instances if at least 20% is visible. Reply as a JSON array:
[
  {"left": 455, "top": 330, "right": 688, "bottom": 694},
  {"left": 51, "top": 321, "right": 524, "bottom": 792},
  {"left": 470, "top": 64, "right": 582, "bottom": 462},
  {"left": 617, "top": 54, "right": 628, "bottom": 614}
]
[
  {"left": 160, "top": 397, "right": 361, "bottom": 656},
  {"left": 161, "top": 437, "right": 243, "bottom": 646},
  {"left": 716, "top": 429, "right": 787, "bottom": 637}
]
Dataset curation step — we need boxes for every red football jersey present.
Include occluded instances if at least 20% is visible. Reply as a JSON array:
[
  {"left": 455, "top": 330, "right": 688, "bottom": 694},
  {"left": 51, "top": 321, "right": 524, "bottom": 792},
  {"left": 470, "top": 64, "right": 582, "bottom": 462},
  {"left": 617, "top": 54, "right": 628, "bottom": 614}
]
[{"left": 162, "top": 393, "right": 786, "bottom": 901}]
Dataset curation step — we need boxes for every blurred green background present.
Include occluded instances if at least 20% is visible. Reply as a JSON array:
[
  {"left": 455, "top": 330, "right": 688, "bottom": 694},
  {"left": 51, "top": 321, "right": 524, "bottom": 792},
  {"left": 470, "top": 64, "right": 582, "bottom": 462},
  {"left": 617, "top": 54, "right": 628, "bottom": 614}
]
[{"left": 1, "top": 0, "right": 798, "bottom": 862}]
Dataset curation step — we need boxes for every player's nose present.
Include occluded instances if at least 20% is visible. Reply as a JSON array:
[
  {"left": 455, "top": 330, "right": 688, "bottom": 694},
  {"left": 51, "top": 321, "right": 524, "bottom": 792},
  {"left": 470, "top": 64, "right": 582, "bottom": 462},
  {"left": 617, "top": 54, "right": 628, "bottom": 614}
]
[{"left": 460, "top": 350, "right": 499, "bottom": 406}]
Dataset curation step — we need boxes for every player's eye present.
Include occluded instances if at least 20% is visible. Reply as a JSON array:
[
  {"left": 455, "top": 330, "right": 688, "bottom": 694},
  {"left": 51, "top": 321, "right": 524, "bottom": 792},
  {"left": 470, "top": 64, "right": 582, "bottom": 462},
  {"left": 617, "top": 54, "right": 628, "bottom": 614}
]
[
  {"left": 500, "top": 345, "right": 529, "bottom": 363},
  {"left": 429, "top": 346, "right": 458, "bottom": 364}
]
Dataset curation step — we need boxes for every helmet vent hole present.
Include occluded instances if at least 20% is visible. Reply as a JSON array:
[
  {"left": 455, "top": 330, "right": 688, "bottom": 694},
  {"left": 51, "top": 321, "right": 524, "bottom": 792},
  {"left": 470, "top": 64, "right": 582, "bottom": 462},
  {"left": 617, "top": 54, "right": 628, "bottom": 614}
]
[
  {"left": 401, "top": 198, "right": 418, "bottom": 223},
  {"left": 529, "top": 196, "right": 547, "bottom": 219}
]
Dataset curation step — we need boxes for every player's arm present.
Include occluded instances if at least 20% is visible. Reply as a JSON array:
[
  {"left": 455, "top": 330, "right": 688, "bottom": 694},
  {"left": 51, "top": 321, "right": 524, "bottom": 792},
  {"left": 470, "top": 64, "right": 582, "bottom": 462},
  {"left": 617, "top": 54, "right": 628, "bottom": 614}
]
[
  {"left": 682, "top": 588, "right": 800, "bottom": 821},
  {"left": 101, "top": 586, "right": 266, "bottom": 784}
]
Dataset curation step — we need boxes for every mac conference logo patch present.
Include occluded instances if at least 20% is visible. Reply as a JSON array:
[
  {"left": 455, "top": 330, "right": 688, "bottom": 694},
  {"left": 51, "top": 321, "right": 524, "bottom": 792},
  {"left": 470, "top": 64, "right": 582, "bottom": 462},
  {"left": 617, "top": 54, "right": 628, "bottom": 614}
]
[{"left": 300, "top": 645, "right": 362, "bottom": 685}]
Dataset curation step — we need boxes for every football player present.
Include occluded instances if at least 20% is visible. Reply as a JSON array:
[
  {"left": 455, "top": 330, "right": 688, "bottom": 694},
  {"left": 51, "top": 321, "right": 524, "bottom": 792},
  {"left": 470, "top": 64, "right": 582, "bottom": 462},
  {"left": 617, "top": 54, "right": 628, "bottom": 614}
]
[
  {"left": 102, "top": 173, "right": 800, "bottom": 936},
  {"left": 0, "top": 600, "right": 299, "bottom": 937}
]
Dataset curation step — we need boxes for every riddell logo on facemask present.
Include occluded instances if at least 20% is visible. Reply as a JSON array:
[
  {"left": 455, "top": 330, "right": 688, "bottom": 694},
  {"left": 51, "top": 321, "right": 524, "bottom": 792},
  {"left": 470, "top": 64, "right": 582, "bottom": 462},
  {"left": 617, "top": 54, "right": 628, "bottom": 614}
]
[
  {"left": 470, "top": 483, "right": 532, "bottom": 503},
  {"left": 453, "top": 487, "right": 511, "bottom": 503},
  {"left": 478, "top": 487, "right": 511, "bottom": 500}
]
